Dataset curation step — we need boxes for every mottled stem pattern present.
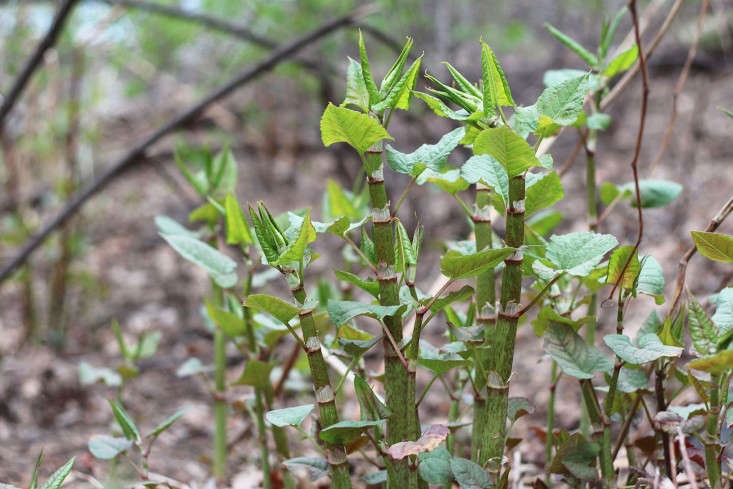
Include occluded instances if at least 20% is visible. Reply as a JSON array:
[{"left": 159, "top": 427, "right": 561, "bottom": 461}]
[{"left": 480, "top": 174, "right": 525, "bottom": 467}]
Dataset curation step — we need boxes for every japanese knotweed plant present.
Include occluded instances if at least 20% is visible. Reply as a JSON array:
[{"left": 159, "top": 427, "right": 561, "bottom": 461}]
[
  {"left": 156, "top": 33, "right": 733, "bottom": 489},
  {"left": 156, "top": 147, "right": 298, "bottom": 487}
]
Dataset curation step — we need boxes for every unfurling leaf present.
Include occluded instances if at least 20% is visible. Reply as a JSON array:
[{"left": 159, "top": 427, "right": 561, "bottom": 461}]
[
  {"left": 606, "top": 245, "right": 640, "bottom": 290},
  {"left": 386, "top": 127, "right": 464, "bottom": 177},
  {"left": 689, "top": 350, "right": 733, "bottom": 374},
  {"left": 388, "top": 425, "right": 449, "bottom": 460},
  {"left": 108, "top": 400, "right": 140, "bottom": 442}
]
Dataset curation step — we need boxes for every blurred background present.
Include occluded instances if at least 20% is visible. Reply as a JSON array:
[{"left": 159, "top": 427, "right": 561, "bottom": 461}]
[{"left": 0, "top": 0, "right": 731, "bottom": 486}]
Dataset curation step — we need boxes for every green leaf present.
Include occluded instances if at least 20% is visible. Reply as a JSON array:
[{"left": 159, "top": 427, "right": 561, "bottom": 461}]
[
  {"left": 531, "top": 305, "right": 592, "bottom": 337},
  {"left": 429, "top": 285, "right": 474, "bottom": 314},
  {"left": 265, "top": 404, "right": 314, "bottom": 427},
  {"left": 320, "top": 103, "right": 392, "bottom": 154},
  {"left": 637, "top": 256, "right": 665, "bottom": 303},
  {"left": 603, "top": 44, "right": 638, "bottom": 77},
  {"left": 712, "top": 287, "right": 733, "bottom": 332},
  {"left": 354, "top": 375, "right": 390, "bottom": 421},
  {"left": 691, "top": 231, "right": 733, "bottom": 263},
  {"left": 534, "top": 73, "right": 591, "bottom": 132},
  {"left": 543, "top": 69, "right": 589, "bottom": 88},
  {"left": 373, "top": 54, "right": 423, "bottom": 113},
  {"left": 225, "top": 193, "right": 253, "bottom": 245},
  {"left": 29, "top": 451, "right": 42, "bottom": 489},
  {"left": 327, "top": 300, "right": 404, "bottom": 326},
  {"left": 451, "top": 457, "right": 492, "bottom": 489},
  {"left": 473, "top": 126, "right": 541, "bottom": 177},
  {"left": 544, "top": 323, "right": 613, "bottom": 379},
  {"left": 325, "top": 179, "right": 360, "bottom": 220},
  {"left": 689, "top": 296, "right": 719, "bottom": 356},
  {"left": 108, "top": 400, "right": 140, "bottom": 442},
  {"left": 386, "top": 127, "right": 465, "bottom": 176},
  {"left": 379, "top": 36, "right": 413, "bottom": 97},
  {"left": 527, "top": 210, "right": 564, "bottom": 237},
  {"left": 209, "top": 149, "right": 238, "bottom": 197},
  {"left": 232, "top": 359, "right": 273, "bottom": 389},
  {"left": 343, "top": 57, "right": 370, "bottom": 111},
  {"left": 38, "top": 458, "right": 75, "bottom": 489},
  {"left": 319, "top": 419, "right": 385, "bottom": 445},
  {"left": 413, "top": 91, "right": 473, "bottom": 121},
  {"left": 440, "top": 247, "right": 515, "bottom": 279},
  {"left": 88, "top": 435, "right": 132, "bottom": 460},
  {"left": 148, "top": 409, "right": 186, "bottom": 438},
  {"left": 361, "top": 471, "right": 387, "bottom": 485},
  {"left": 508, "top": 397, "right": 534, "bottom": 423},
  {"left": 176, "top": 357, "right": 208, "bottom": 377},
  {"left": 154, "top": 215, "right": 201, "bottom": 239},
  {"left": 606, "top": 245, "right": 640, "bottom": 290},
  {"left": 443, "top": 62, "right": 482, "bottom": 98},
  {"left": 689, "top": 350, "right": 733, "bottom": 374},
  {"left": 460, "top": 155, "right": 509, "bottom": 205},
  {"left": 205, "top": 298, "right": 246, "bottom": 337},
  {"left": 604, "top": 334, "right": 682, "bottom": 364},
  {"left": 418, "top": 447, "right": 453, "bottom": 484},
  {"left": 417, "top": 168, "right": 469, "bottom": 194},
  {"left": 587, "top": 113, "right": 612, "bottom": 130},
  {"left": 550, "top": 433, "right": 600, "bottom": 480},
  {"left": 545, "top": 23, "right": 598, "bottom": 66},
  {"left": 525, "top": 171, "right": 564, "bottom": 217},
  {"left": 419, "top": 341, "right": 469, "bottom": 375},
  {"left": 480, "top": 39, "right": 514, "bottom": 116},
  {"left": 245, "top": 294, "right": 299, "bottom": 324},
  {"left": 161, "top": 234, "right": 237, "bottom": 288},
  {"left": 334, "top": 270, "right": 379, "bottom": 298},
  {"left": 358, "top": 30, "right": 379, "bottom": 106},
  {"left": 78, "top": 361, "right": 122, "bottom": 387},
  {"left": 615, "top": 366, "right": 649, "bottom": 393},
  {"left": 283, "top": 457, "right": 330, "bottom": 481},
  {"left": 248, "top": 205, "right": 280, "bottom": 264},
  {"left": 620, "top": 179, "right": 682, "bottom": 208},
  {"left": 274, "top": 209, "right": 316, "bottom": 265},
  {"left": 545, "top": 231, "right": 618, "bottom": 277}
]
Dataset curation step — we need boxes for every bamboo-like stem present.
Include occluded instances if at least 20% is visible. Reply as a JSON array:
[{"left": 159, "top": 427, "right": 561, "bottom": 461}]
[
  {"left": 212, "top": 283, "right": 228, "bottom": 480},
  {"left": 545, "top": 361, "right": 558, "bottom": 486},
  {"left": 480, "top": 174, "right": 525, "bottom": 468},
  {"left": 705, "top": 373, "right": 722, "bottom": 488},
  {"left": 471, "top": 183, "right": 496, "bottom": 462},
  {"left": 289, "top": 286, "right": 351, "bottom": 488},
  {"left": 364, "top": 145, "right": 414, "bottom": 488},
  {"left": 655, "top": 361, "right": 673, "bottom": 477},
  {"left": 241, "top": 273, "right": 273, "bottom": 489}
]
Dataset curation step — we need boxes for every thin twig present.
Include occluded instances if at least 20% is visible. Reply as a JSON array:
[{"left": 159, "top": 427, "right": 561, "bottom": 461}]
[
  {"left": 0, "top": 9, "right": 368, "bottom": 283},
  {"left": 557, "top": 135, "right": 584, "bottom": 178},
  {"left": 613, "top": 392, "right": 643, "bottom": 460},
  {"left": 378, "top": 319, "right": 408, "bottom": 370},
  {"left": 608, "top": 0, "right": 649, "bottom": 301},
  {"left": 649, "top": 0, "right": 709, "bottom": 175},
  {"left": 677, "top": 427, "right": 700, "bottom": 489},
  {"left": 392, "top": 176, "right": 417, "bottom": 217},
  {"left": 273, "top": 341, "right": 301, "bottom": 397},
  {"left": 601, "top": 0, "right": 685, "bottom": 111},
  {"left": 0, "top": 0, "right": 79, "bottom": 127},
  {"left": 667, "top": 195, "right": 733, "bottom": 316},
  {"left": 515, "top": 273, "right": 564, "bottom": 318}
]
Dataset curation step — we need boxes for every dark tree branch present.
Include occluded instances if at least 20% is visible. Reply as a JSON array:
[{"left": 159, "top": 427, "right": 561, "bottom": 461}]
[
  {"left": 0, "top": 0, "right": 79, "bottom": 127},
  {"left": 0, "top": 9, "right": 368, "bottom": 284}
]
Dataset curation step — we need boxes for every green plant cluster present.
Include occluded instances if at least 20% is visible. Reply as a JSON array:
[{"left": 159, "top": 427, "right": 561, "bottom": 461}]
[{"left": 72, "top": 18, "right": 733, "bottom": 489}]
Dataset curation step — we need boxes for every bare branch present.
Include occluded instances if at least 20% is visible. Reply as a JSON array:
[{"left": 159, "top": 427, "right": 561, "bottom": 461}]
[
  {"left": 649, "top": 0, "right": 709, "bottom": 174},
  {"left": 0, "top": 9, "right": 368, "bottom": 284},
  {"left": 607, "top": 0, "right": 650, "bottom": 301},
  {"left": 0, "top": 0, "right": 79, "bottom": 127}
]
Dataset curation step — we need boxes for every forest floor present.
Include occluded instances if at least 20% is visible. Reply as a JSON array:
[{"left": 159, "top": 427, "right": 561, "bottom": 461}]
[{"left": 1, "top": 51, "right": 733, "bottom": 488}]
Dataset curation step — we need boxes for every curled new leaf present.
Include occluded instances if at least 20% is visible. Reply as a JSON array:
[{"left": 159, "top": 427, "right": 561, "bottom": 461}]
[
  {"left": 440, "top": 247, "right": 515, "bottom": 279},
  {"left": 320, "top": 103, "right": 393, "bottom": 154}
]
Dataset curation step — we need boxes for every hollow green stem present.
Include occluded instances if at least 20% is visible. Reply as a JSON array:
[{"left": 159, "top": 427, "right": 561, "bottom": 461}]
[
  {"left": 212, "top": 283, "right": 228, "bottom": 481},
  {"left": 472, "top": 183, "right": 496, "bottom": 462},
  {"left": 545, "top": 361, "right": 558, "bottom": 485},
  {"left": 365, "top": 146, "right": 414, "bottom": 488},
  {"left": 291, "top": 286, "right": 351, "bottom": 489},
  {"left": 480, "top": 174, "right": 525, "bottom": 468},
  {"left": 706, "top": 373, "right": 722, "bottom": 489}
]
